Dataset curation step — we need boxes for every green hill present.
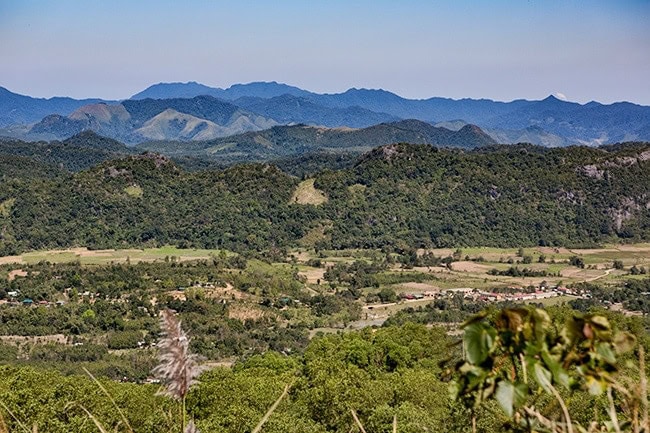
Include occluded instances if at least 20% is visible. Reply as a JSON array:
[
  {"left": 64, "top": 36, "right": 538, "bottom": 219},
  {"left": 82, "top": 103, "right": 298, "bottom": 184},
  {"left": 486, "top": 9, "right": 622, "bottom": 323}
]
[
  {"left": 1, "top": 143, "right": 649, "bottom": 255},
  {"left": 137, "top": 119, "right": 497, "bottom": 163}
]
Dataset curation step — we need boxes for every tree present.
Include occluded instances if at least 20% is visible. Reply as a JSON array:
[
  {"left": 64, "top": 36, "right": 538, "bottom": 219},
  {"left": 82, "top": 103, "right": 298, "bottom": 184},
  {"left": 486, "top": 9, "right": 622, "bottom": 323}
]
[{"left": 378, "top": 287, "right": 398, "bottom": 303}]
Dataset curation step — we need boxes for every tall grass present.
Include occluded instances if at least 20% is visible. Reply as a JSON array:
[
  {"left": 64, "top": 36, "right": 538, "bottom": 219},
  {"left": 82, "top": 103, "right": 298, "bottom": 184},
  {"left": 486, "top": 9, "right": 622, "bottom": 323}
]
[{"left": 152, "top": 309, "right": 204, "bottom": 432}]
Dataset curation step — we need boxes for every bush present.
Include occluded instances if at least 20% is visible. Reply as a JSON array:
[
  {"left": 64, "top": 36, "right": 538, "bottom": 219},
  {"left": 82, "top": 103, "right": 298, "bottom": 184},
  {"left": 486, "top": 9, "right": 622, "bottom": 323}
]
[{"left": 106, "top": 330, "right": 143, "bottom": 350}]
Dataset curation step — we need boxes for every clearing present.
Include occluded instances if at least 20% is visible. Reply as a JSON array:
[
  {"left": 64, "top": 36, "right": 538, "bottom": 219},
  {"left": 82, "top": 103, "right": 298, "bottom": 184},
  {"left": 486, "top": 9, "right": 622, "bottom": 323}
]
[{"left": 290, "top": 179, "right": 328, "bottom": 205}]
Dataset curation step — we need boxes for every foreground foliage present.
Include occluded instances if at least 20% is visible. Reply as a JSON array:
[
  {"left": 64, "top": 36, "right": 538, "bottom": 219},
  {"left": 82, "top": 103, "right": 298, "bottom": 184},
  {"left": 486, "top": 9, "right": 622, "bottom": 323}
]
[
  {"left": 449, "top": 307, "right": 648, "bottom": 433},
  {"left": 1, "top": 308, "right": 648, "bottom": 433}
]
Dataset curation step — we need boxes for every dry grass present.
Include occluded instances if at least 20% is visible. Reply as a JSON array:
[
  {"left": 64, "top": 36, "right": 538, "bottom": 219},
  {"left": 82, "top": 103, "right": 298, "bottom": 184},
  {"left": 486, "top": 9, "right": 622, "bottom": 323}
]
[
  {"left": 123, "top": 185, "right": 143, "bottom": 197},
  {"left": 0, "top": 198, "right": 15, "bottom": 217},
  {"left": 0, "top": 255, "right": 23, "bottom": 265},
  {"left": 227, "top": 304, "right": 266, "bottom": 321},
  {"left": 399, "top": 282, "right": 441, "bottom": 292},
  {"left": 0, "top": 334, "right": 67, "bottom": 345},
  {"left": 290, "top": 179, "right": 328, "bottom": 205},
  {"left": 450, "top": 261, "right": 492, "bottom": 273},
  {"left": 298, "top": 267, "right": 326, "bottom": 284}
]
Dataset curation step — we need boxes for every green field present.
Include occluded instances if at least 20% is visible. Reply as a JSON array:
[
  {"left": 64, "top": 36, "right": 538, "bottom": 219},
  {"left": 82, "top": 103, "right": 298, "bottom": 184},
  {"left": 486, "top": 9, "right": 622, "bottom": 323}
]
[{"left": 3, "top": 244, "right": 649, "bottom": 288}]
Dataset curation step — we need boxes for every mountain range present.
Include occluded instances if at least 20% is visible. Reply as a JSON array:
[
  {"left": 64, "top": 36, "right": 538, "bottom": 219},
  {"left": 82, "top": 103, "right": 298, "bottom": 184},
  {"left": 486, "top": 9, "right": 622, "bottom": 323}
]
[
  {"left": 1, "top": 81, "right": 650, "bottom": 146},
  {"left": 136, "top": 119, "right": 497, "bottom": 161}
]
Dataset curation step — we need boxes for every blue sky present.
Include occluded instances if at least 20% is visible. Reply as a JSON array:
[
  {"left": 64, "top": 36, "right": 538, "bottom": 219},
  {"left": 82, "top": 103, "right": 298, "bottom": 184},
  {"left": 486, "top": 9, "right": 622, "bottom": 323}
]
[{"left": 1, "top": 0, "right": 649, "bottom": 104}]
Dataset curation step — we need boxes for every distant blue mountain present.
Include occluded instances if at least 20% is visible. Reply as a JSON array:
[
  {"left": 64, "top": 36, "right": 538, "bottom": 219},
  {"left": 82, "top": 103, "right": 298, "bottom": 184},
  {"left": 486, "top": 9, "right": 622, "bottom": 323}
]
[
  {"left": 0, "top": 86, "right": 109, "bottom": 127},
  {"left": 234, "top": 94, "right": 399, "bottom": 128},
  {"left": 2, "top": 81, "right": 650, "bottom": 145},
  {"left": 221, "top": 81, "right": 313, "bottom": 100},
  {"left": 130, "top": 81, "right": 224, "bottom": 100},
  {"left": 131, "top": 81, "right": 313, "bottom": 101}
]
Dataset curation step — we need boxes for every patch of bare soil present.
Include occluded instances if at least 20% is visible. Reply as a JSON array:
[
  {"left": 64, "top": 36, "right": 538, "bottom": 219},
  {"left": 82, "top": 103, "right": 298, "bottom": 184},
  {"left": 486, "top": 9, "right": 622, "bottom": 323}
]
[
  {"left": 167, "top": 290, "right": 187, "bottom": 301},
  {"left": 569, "top": 248, "right": 618, "bottom": 255},
  {"left": 204, "top": 283, "right": 248, "bottom": 300},
  {"left": 299, "top": 268, "right": 325, "bottom": 284},
  {"left": 450, "top": 261, "right": 491, "bottom": 272},
  {"left": 560, "top": 268, "right": 583, "bottom": 277},
  {"left": 7, "top": 269, "right": 27, "bottom": 281},
  {"left": 399, "top": 282, "right": 441, "bottom": 292},
  {"left": 294, "top": 251, "right": 312, "bottom": 262},
  {"left": 0, "top": 334, "right": 68, "bottom": 345},
  {"left": 0, "top": 255, "right": 23, "bottom": 265},
  {"left": 538, "top": 247, "right": 572, "bottom": 255},
  {"left": 615, "top": 245, "right": 650, "bottom": 252}
]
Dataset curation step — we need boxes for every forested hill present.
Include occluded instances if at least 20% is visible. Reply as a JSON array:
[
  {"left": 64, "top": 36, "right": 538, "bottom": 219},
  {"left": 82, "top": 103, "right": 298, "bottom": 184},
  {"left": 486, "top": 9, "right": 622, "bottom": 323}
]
[
  {"left": 136, "top": 119, "right": 497, "bottom": 162},
  {"left": 1, "top": 143, "right": 649, "bottom": 255}
]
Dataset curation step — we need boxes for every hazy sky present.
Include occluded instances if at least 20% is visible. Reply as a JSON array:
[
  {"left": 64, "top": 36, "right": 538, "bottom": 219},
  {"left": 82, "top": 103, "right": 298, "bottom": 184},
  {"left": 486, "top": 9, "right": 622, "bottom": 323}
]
[{"left": 1, "top": 0, "right": 649, "bottom": 104}]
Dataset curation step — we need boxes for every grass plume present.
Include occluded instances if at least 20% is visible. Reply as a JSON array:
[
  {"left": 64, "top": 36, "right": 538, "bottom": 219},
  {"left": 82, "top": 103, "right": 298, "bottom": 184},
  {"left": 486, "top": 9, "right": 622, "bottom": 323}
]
[
  {"left": 152, "top": 309, "right": 203, "bottom": 401},
  {"left": 152, "top": 309, "right": 204, "bottom": 432}
]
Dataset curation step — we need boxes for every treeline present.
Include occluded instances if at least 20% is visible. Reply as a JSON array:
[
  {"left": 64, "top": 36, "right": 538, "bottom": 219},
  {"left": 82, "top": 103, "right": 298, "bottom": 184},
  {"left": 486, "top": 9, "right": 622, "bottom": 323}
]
[{"left": 2, "top": 142, "right": 650, "bottom": 255}]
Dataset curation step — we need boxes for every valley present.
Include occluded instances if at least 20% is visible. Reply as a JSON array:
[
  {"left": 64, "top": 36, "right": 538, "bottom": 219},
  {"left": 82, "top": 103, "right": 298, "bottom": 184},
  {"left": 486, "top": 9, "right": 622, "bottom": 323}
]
[
  {"left": 1, "top": 119, "right": 650, "bottom": 433},
  {"left": 3, "top": 1, "right": 650, "bottom": 431},
  {"left": 1, "top": 243, "right": 648, "bottom": 362}
]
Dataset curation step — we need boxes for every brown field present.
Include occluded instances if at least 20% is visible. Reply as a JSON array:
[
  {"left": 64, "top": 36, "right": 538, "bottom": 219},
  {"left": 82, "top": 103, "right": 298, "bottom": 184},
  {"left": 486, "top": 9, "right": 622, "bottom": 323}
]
[
  {"left": 7, "top": 269, "right": 27, "bottom": 281},
  {"left": 299, "top": 268, "right": 326, "bottom": 284},
  {"left": 0, "top": 255, "right": 23, "bottom": 265},
  {"left": 450, "top": 261, "right": 492, "bottom": 273},
  {"left": 0, "top": 334, "right": 68, "bottom": 345}
]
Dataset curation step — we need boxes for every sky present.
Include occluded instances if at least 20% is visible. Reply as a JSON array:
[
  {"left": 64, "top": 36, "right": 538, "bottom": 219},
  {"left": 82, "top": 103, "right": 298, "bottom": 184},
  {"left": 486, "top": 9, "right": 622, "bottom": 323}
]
[{"left": 1, "top": 0, "right": 649, "bottom": 104}]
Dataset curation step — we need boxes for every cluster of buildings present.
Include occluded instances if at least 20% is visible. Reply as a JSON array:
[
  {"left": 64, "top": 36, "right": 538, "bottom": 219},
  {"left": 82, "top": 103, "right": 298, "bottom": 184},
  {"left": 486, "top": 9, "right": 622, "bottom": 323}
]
[
  {"left": 397, "top": 285, "right": 587, "bottom": 304},
  {"left": 446, "top": 285, "right": 587, "bottom": 302},
  {"left": 1, "top": 289, "right": 69, "bottom": 307}
]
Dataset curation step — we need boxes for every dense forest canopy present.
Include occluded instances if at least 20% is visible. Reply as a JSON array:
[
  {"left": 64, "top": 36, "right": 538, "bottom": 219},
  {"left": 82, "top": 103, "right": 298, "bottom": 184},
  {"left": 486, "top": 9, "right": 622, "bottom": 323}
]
[{"left": 1, "top": 142, "right": 649, "bottom": 255}]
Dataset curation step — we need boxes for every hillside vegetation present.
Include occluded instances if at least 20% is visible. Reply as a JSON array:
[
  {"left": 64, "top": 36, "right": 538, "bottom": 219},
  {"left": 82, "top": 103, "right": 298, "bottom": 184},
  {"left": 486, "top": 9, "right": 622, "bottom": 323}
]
[
  {"left": 1, "top": 142, "right": 649, "bottom": 255},
  {"left": 137, "top": 120, "right": 496, "bottom": 162}
]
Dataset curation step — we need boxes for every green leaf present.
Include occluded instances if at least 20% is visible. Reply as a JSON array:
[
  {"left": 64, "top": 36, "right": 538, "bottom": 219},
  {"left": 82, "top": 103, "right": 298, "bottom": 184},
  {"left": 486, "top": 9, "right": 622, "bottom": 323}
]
[
  {"left": 587, "top": 315, "right": 610, "bottom": 331},
  {"left": 533, "top": 363, "right": 553, "bottom": 394},
  {"left": 448, "top": 382, "right": 461, "bottom": 401},
  {"left": 596, "top": 343, "right": 616, "bottom": 365},
  {"left": 495, "top": 380, "right": 528, "bottom": 417},
  {"left": 529, "top": 308, "right": 551, "bottom": 343},
  {"left": 463, "top": 323, "right": 495, "bottom": 365},
  {"left": 541, "top": 350, "right": 570, "bottom": 389}
]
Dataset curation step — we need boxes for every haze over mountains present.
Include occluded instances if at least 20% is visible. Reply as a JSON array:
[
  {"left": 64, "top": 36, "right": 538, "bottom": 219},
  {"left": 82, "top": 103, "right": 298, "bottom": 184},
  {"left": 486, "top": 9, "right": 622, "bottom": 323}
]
[{"left": 1, "top": 81, "right": 650, "bottom": 147}]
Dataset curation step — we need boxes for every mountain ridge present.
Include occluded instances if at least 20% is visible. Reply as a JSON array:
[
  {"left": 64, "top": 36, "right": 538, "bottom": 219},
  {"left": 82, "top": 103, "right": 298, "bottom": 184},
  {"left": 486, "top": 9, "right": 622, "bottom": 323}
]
[
  {"left": 2, "top": 81, "right": 650, "bottom": 145},
  {"left": 136, "top": 119, "right": 497, "bottom": 162}
]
